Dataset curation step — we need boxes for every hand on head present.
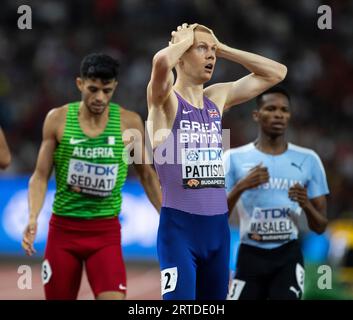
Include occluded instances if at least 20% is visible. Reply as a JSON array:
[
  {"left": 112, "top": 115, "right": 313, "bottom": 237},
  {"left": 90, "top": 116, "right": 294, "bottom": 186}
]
[{"left": 169, "top": 23, "right": 198, "bottom": 46}]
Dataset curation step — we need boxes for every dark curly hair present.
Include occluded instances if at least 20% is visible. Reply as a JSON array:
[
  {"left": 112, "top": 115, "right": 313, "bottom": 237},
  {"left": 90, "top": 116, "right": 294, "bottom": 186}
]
[
  {"left": 256, "top": 86, "right": 290, "bottom": 107},
  {"left": 80, "top": 53, "right": 119, "bottom": 81}
]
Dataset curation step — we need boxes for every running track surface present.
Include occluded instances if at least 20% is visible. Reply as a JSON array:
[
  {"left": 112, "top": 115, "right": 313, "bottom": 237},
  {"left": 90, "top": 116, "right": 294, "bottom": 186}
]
[{"left": 0, "top": 260, "right": 161, "bottom": 300}]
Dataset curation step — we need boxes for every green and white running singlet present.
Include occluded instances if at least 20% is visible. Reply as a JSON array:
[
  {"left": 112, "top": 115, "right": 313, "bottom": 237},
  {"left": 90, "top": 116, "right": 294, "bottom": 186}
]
[{"left": 52, "top": 102, "right": 128, "bottom": 218}]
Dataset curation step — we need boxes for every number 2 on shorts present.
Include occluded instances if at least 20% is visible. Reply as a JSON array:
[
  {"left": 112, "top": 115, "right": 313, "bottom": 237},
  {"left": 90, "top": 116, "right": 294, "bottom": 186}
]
[{"left": 161, "top": 267, "right": 178, "bottom": 295}]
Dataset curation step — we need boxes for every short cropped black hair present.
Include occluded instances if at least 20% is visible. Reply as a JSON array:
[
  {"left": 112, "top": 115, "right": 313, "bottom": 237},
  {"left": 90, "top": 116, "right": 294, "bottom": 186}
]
[
  {"left": 256, "top": 86, "right": 291, "bottom": 107},
  {"left": 80, "top": 53, "right": 119, "bottom": 81}
]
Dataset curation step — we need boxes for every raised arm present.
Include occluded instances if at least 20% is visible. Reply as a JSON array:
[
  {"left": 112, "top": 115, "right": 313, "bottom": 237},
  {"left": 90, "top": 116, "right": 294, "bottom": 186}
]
[
  {"left": 147, "top": 23, "right": 197, "bottom": 107},
  {"left": 204, "top": 29, "right": 287, "bottom": 113},
  {"left": 22, "top": 108, "right": 60, "bottom": 256},
  {"left": 0, "top": 127, "right": 11, "bottom": 169}
]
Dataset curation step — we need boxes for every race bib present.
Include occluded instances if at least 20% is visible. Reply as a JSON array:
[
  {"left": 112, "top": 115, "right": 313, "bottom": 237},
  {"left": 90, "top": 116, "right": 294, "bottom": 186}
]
[
  {"left": 181, "top": 148, "right": 225, "bottom": 189},
  {"left": 67, "top": 159, "right": 118, "bottom": 197},
  {"left": 247, "top": 207, "right": 297, "bottom": 242}
]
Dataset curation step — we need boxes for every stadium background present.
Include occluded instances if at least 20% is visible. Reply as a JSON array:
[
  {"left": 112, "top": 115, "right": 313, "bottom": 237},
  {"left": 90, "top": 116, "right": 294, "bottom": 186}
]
[{"left": 0, "top": 0, "right": 353, "bottom": 299}]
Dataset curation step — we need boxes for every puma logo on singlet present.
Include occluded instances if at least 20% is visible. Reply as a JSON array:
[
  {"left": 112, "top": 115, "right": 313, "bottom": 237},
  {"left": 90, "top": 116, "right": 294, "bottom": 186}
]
[
  {"left": 291, "top": 162, "right": 303, "bottom": 172},
  {"left": 289, "top": 286, "right": 301, "bottom": 298}
]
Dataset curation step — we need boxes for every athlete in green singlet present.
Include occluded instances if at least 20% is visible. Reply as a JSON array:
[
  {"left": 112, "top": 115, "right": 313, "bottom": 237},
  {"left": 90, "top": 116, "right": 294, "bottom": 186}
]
[{"left": 22, "top": 53, "right": 162, "bottom": 300}]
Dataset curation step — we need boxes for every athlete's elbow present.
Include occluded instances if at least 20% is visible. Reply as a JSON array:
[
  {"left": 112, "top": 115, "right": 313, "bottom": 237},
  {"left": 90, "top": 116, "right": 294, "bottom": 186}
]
[
  {"left": 268, "top": 63, "right": 287, "bottom": 85},
  {"left": 136, "top": 165, "right": 153, "bottom": 183},
  {"left": 310, "top": 220, "right": 328, "bottom": 235},
  {"left": 312, "top": 226, "right": 326, "bottom": 235},
  {"left": 152, "top": 52, "right": 171, "bottom": 73},
  {"left": 274, "top": 64, "right": 287, "bottom": 83},
  {"left": 0, "top": 153, "right": 11, "bottom": 169}
]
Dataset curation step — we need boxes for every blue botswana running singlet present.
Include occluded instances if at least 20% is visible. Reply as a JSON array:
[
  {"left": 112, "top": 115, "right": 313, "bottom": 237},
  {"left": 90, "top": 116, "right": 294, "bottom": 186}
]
[{"left": 224, "top": 142, "right": 329, "bottom": 249}]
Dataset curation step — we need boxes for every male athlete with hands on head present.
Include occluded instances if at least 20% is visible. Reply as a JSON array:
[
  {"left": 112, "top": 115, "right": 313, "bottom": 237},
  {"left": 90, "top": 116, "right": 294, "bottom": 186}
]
[{"left": 147, "top": 22, "right": 287, "bottom": 300}]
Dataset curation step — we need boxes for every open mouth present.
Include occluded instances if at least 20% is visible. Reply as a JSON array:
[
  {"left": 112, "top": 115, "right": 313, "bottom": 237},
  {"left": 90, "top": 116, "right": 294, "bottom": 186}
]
[{"left": 205, "top": 63, "right": 213, "bottom": 72}]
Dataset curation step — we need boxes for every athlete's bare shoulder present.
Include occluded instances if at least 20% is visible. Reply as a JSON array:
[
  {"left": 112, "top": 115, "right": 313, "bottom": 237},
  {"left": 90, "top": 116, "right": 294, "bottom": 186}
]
[
  {"left": 147, "top": 89, "right": 178, "bottom": 131},
  {"left": 203, "top": 85, "right": 227, "bottom": 115},
  {"left": 44, "top": 104, "right": 69, "bottom": 141},
  {"left": 46, "top": 104, "right": 68, "bottom": 122},
  {"left": 120, "top": 106, "right": 143, "bottom": 131},
  {"left": 120, "top": 106, "right": 141, "bottom": 122}
]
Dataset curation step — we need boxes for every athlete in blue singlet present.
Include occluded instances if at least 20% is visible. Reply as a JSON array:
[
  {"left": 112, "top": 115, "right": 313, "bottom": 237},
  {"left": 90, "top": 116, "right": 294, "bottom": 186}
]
[
  {"left": 224, "top": 86, "right": 329, "bottom": 300},
  {"left": 147, "top": 23, "right": 287, "bottom": 300}
]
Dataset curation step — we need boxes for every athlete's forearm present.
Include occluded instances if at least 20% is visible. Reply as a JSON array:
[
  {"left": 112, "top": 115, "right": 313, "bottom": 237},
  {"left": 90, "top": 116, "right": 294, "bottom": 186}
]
[
  {"left": 217, "top": 43, "right": 287, "bottom": 81},
  {"left": 28, "top": 173, "right": 49, "bottom": 222},
  {"left": 153, "top": 38, "right": 193, "bottom": 71},
  {"left": 227, "top": 182, "right": 246, "bottom": 215},
  {"left": 137, "top": 166, "right": 162, "bottom": 213},
  {"left": 302, "top": 202, "right": 328, "bottom": 234},
  {"left": 142, "top": 182, "right": 162, "bottom": 213}
]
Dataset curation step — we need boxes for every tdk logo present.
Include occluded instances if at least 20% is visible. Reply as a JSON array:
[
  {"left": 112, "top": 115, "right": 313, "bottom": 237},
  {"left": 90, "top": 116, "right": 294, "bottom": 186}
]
[
  {"left": 253, "top": 207, "right": 291, "bottom": 219},
  {"left": 199, "top": 149, "right": 222, "bottom": 161},
  {"left": 77, "top": 163, "right": 116, "bottom": 176},
  {"left": 185, "top": 149, "right": 222, "bottom": 161}
]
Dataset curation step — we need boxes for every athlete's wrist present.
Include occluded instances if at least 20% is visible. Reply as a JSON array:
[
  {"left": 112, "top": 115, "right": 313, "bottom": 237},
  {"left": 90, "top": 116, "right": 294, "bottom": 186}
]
[
  {"left": 236, "top": 180, "right": 248, "bottom": 194},
  {"left": 216, "top": 43, "right": 227, "bottom": 57},
  {"left": 216, "top": 43, "right": 234, "bottom": 59},
  {"left": 238, "top": 179, "right": 252, "bottom": 193},
  {"left": 300, "top": 200, "right": 312, "bottom": 211},
  {"left": 172, "top": 36, "right": 193, "bottom": 50},
  {"left": 28, "top": 215, "right": 38, "bottom": 225}
]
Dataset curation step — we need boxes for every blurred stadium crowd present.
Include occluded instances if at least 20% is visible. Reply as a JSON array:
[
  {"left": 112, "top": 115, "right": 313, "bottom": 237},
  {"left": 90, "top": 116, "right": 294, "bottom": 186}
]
[{"left": 0, "top": 0, "right": 352, "bottom": 221}]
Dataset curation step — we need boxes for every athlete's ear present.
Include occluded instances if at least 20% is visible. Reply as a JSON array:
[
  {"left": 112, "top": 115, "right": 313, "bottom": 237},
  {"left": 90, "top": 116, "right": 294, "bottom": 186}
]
[
  {"left": 76, "top": 77, "right": 83, "bottom": 92},
  {"left": 252, "top": 109, "right": 259, "bottom": 123}
]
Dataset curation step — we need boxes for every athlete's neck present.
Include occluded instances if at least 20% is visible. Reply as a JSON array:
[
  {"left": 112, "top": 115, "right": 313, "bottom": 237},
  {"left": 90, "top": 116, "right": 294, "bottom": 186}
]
[
  {"left": 255, "top": 134, "right": 287, "bottom": 155},
  {"left": 174, "top": 80, "right": 204, "bottom": 109},
  {"left": 79, "top": 101, "right": 109, "bottom": 126}
]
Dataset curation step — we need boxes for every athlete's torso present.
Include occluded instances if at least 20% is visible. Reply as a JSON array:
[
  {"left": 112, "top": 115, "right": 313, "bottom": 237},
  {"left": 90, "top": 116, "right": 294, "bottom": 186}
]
[
  {"left": 153, "top": 91, "right": 228, "bottom": 215},
  {"left": 53, "top": 102, "right": 128, "bottom": 218},
  {"left": 224, "top": 142, "right": 329, "bottom": 249}
]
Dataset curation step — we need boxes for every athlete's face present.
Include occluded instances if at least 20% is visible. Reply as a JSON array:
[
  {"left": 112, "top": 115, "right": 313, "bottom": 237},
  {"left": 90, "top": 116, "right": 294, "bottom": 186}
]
[
  {"left": 76, "top": 77, "right": 117, "bottom": 115},
  {"left": 179, "top": 30, "right": 217, "bottom": 83},
  {"left": 253, "top": 93, "right": 291, "bottom": 137}
]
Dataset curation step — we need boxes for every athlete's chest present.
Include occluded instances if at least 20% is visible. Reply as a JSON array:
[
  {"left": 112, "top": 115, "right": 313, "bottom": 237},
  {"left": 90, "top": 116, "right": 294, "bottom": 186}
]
[
  {"left": 79, "top": 120, "right": 108, "bottom": 138},
  {"left": 178, "top": 106, "right": 221, "bottom": 131},
  {"left": 238, "top": 153, "right": 311, "bottom": 186},
  {"left": 57, "top": 114, "right": 120, "bottom": 144},
  {"left": 177, "top": 106, "right": 222, "bottom": 148}
]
